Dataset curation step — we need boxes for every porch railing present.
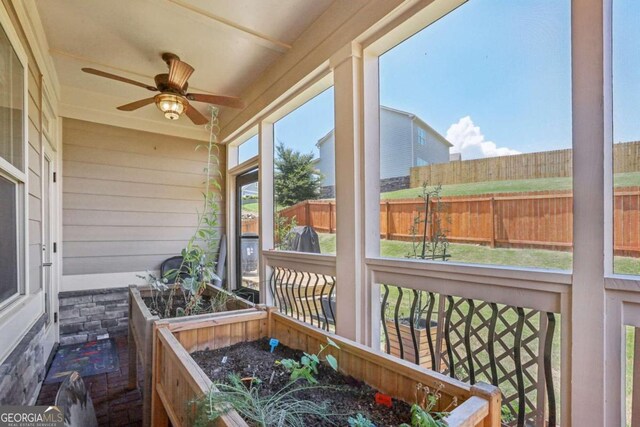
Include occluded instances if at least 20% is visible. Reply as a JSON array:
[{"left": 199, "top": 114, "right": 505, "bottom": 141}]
[
  {"left": 262, "top": 251, "right": 570, "bottom": 426},
  {"left": 264, "top": 251, "right": 337, "bottom": 332},
  {"left": 367, "top": 257, "right": 570, "bottom": 427},
  {"left": 380, "top": 285, "right": 557, "bottom": 426}
]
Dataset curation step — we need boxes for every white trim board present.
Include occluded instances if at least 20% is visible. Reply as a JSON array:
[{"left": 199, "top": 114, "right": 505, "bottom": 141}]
[{"left": 61, "top": 271, "right": 155, "bottom": 292}]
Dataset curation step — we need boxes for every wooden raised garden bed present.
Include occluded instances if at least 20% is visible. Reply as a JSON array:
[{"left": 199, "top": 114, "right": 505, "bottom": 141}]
[
  {"left": 151, "top": 308, "right": 501, "bottom": 426},
  {"left": 128, "top": 284, "right": 256, "bottom": 426}
]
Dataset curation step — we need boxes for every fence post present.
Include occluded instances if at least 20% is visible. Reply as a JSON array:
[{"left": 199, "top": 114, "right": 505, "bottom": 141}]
[
  {"left": 490, "top": 196, "right": 496, "bottom": 248},
  {"left": 328, "top": 202, "right": 334, "bottom": 234},
  {"left": 385, "top": 201, "right": 391, "bottom": 240}
]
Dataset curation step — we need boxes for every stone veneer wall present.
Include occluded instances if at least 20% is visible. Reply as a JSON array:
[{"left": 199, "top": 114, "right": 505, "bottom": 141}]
[
  {"left": 0, "top": 315, "right": 48, "bottom": 405},
  {"left": 59, "top": 287, "right": 129, "bottom": 345},
  {"left": 380, "top": 176, "right": 410, "bottom": 193}
]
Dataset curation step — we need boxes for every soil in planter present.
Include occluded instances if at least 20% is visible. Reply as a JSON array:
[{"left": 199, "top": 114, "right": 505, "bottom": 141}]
[
  {"left": 191, "top": 338, "right": 413, "bottom": 426},
  {"left": 143, "top": 294, "right": 227, "bottom": 319}
]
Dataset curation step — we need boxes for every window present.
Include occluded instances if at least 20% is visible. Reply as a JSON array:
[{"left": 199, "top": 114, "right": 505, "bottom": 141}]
[
  {"left": 417, "top": 127, "right": 427, "bottom": 146},
  {"left": 378, "top": 0, "right": 571, "bottom": 270},
  {"left": 0, "top": 21, "right": 25, "bottom": 306},
  {"left": 613, "top": 0, "right": 640, "bottom": 276},
  {"left": 237, "top": 133, "right": 258, "bottom": 165},
  {"left": 272, "top": 87, "right": 335, "bottom": 254}
]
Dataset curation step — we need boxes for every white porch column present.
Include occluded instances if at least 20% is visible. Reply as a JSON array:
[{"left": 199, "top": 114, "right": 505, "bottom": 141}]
[
  {"left": 259, "top": 121, "right": 275, "bottom": 306},
  {"left": 331, "top": 42, "right": 365, "bottom": 342},
  {"left": 571, "top": 0, "right": 611, "bottom": 424}
]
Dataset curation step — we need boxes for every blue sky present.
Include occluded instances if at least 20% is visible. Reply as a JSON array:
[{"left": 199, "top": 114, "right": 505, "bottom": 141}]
[{"left": 269, "top": 0, "right": 639, "bottom": 160}]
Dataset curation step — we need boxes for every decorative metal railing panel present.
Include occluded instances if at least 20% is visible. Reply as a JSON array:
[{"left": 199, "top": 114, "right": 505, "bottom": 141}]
[
  {"left": 380, "top": 284, "right": 558, "bottom": 427},
  {"left": 269, "top": 266, "right": 337, "bottom": 332}
]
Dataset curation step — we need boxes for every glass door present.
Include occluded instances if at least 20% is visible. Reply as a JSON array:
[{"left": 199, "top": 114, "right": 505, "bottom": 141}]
[{"left": 235, "top": 169, "right": 259, "bottom": 302}]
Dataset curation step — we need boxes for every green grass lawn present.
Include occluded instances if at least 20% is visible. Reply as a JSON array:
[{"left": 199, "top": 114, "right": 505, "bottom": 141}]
[
  {"left": 318, "top": 233, "right": 640, "bottom": 274},
  {"left": 244, "top": 172, "right": 640, "bottom": 213},
  {"left": 382, "top": 171, "right": 640, "bottom": 199},
  {"left": 242, "top": 202, "right": 259, "bottom": 213}
]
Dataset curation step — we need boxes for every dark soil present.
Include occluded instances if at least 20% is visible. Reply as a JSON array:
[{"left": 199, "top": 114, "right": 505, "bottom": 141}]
[
  {"left": 142, "top": 294, "right": 222, "bottom": 318},
  {"left": 191, "top": 338, "right": 413, "bottom": 426}
]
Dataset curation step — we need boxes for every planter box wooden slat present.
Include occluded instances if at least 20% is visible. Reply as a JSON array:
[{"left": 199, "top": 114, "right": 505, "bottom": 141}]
[
  {"left": 151, "top": 308, "right": 501, "bottom": 427},
  {"left": 128, "top": 284, "right": 256, "bottom": 427}
]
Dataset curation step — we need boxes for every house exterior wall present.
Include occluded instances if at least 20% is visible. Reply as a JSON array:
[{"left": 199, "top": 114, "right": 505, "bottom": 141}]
[
  {"left": 413, "top": 122, "right": 451, "bottom": 168},
  {"left": 316, "top": 130, "right": 335, "bottom": 187},
  {"left": 61, "top": 118, "right": 225, "bottom": 279},
  {"left": 0, "top": 0, "right": 59, "bottom": 406},
  {"left": 379, "top": 108, "right": 414, "bottom": 180},
  {"left": 316, "top": 108, "right": 449, "bottom": 191}
]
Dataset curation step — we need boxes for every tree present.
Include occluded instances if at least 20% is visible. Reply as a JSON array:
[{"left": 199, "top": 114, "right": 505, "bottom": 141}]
[{"left": 274, "top": 142, "right": 322, "bottom": 206}]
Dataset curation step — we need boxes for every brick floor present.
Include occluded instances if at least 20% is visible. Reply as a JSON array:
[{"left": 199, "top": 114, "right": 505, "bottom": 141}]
[{"left": 36, "top": 335, "right": 143, "bottom": 427}]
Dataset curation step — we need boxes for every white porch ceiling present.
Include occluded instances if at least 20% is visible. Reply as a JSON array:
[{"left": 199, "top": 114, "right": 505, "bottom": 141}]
[{"left": 34, "top": 0, "right": 333, "bottom": 138}]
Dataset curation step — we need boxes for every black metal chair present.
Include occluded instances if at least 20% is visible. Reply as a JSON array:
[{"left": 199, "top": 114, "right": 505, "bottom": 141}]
[{"left": 160, "top": 256, "right": 189, "bottom": 284}]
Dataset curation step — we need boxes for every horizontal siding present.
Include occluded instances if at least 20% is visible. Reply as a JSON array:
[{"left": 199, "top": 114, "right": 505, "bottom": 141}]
[
  {"left": 63, "top": 177, "right": 204, "bottom": 201},
  {"left": 64, "top": 255, "right": 185, "bottom": 275},
  {"left": 62, "top": 142, "right": 208, "bottom": 173},
  {"left": 63, "top": 209, "right": 200, "bottom": 227},
  {"left": 64, "top": 240, "right": 198, "bottom": 258},
  {"left": 63, "top": 160, "right": 206, "bottom": 188},
  {"left": 63, "top": 120, "right": 212, "bottom": 161},
  {"left": 62, "top": 193, "right": 204, "bottom": 214},
  {"left": 380, "top": 109, "right": 413, "bottom": 179},
  {"left": 63, "top": 225, "right": 201, "bottom": 242},
  {"left": 62, "top": 119, "right": 226, "bottom": 276}
]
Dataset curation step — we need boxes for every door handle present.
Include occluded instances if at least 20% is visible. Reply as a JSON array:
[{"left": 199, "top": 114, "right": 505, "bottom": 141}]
[{"left": 43, "top": 262, "right": 52, "bottom": 267}]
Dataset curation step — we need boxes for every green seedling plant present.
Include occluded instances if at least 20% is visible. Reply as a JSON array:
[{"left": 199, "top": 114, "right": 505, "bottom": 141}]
[
  {"left": 278, "top": 337, "right": 339, "bottom": 384},
  {"left": 194, "top": 374, "right": 333, "bottom": 427},
  {"left": 348, "top": 413, "right": 376, "bottom": 427},
  {"left": 399, "top": 383, "right": 451, "bottom": 427}
]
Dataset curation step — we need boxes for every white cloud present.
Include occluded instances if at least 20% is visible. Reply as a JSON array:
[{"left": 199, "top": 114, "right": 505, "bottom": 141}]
[{"left": 445, "top": 116, "right": 520, "bottom": 160}]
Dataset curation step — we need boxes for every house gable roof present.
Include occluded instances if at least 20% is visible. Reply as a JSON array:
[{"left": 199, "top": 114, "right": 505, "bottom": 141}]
[{"left": 315, "top": 105, "right": 452, "bottom": 147}]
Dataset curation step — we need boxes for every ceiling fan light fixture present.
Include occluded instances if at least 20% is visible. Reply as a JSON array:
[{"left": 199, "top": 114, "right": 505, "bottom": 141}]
[{"left": 155, "top": 93, "right": 186, "bottom": 120}]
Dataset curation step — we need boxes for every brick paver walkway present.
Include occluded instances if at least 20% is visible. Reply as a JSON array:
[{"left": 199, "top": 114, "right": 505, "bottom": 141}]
[{"left": 36, "top": 335, "right": 143, "bottom": 426}]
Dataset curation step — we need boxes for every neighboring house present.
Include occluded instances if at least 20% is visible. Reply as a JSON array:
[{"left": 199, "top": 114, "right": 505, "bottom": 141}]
[{"left": 314, "top": 106, "right": 452, "bottom": 196}]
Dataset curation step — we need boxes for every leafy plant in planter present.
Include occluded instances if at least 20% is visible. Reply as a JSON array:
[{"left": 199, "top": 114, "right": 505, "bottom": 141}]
[
  {"left": 399, "top": 383, "right": 452, "bottom": 427},
  {"left": 348, "top": 413, "right": 376, "bottom": 427},
  {"left": 139, "top": 107, "right": 227, "bottom": 318},
  {"left": 278, "top": 337, "right": 340, "bottom": 384},
  {"left": 194, "top": 374, "right": 333, "bottom": 427}
]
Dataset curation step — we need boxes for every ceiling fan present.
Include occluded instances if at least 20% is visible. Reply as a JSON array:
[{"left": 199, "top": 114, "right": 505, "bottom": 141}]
[{"left": 82, "top": 53, "right": 245, "bottom": 125}]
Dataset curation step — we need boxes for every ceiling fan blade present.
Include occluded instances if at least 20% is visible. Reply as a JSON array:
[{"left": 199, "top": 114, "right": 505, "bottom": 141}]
[
  {"left": 82, "top": 68, "right": 157, "bottom": 91},
  {"left": 117, "top": 97, "right": 156, "bottom": 111},
  {"left": 186, "top": 93, "right": 245, "bottom": 109},
  {"left": 168, "top": 59, "right": 194, "bottom": 90},
  {"left": 185, "top": 103, "right": 209, "bottom": 125}
]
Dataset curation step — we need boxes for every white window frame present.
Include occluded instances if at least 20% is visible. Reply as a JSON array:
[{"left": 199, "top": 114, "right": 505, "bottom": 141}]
[{"left": 0, "top": 1, "right": 29, "bottom": 315}]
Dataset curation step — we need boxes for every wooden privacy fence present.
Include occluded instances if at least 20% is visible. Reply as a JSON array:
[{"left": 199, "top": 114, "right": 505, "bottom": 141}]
[
  {"left": 410, "top": 140, "right": 640, "bottom": 186},
  {"left": 269, "top": 187, "right": 640, "bottom": 256}
]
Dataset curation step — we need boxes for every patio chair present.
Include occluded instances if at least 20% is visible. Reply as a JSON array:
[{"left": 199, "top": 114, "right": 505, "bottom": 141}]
[
  {"left": 54, "top": 371, "right": 98, "bottom": 427},
  {"left": 160, "top": 255, "right": 188, "bottom": 284}
]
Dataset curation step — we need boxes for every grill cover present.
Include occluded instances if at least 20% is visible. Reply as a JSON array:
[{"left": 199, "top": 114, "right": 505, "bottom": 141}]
[{"left": 284, "top": 226, "right": 321, "bottom": 253}]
